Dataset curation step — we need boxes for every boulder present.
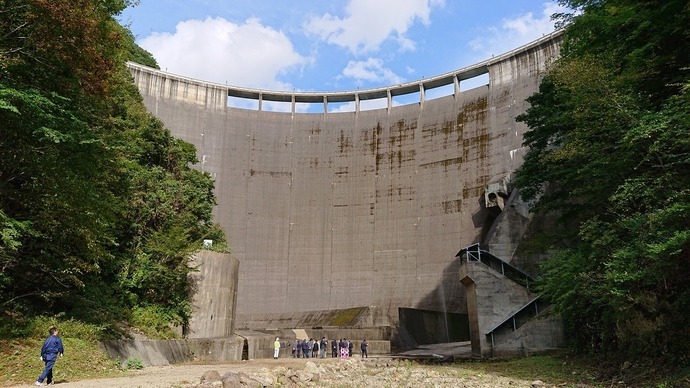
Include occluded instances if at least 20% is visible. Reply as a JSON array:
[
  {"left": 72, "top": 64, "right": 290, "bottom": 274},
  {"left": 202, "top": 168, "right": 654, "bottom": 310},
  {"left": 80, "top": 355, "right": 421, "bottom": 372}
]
[
  {"left": 201, "top": 370, "right": 222, "bottom": 383},
  {"left": 220, "top": 371, "right": 241, "bottom": 387}
]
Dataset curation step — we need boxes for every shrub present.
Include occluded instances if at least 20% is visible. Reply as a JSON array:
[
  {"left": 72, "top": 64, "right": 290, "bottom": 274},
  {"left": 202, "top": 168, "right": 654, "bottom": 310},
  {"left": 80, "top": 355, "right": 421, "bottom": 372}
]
[
  {"left": 130, "top": 306, "right": 181, "bottom": 340},
  {"left": 125, "top": 357, "right": 144, "bottom": 370},
  {"left": 0, "top": 314, "right": 105, "bottom": 341}
]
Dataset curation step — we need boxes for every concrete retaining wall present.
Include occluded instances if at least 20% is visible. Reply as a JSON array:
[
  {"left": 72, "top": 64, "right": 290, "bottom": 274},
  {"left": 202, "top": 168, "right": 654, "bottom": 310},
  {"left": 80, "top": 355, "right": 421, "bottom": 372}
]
[
  {"left": 187, "top": 250, "right": 240, "bottom": 338},
  {"left": 190, "top": 336, "right": 245, "bottom": 361},
  {"left": 100, "top": 336, "right": 244, "bottom": 366},
  {"left": 127, "top": 33, "right": 562, "bottom": 324},
  {"left": 236, "top": 331, "right": 276, "bottom": 360},
  {"left": 100, "top": 339, "right": 192, "bottom": 366},
  {"left": 99, "top": 334, "right": 388, "bottom": 364}
]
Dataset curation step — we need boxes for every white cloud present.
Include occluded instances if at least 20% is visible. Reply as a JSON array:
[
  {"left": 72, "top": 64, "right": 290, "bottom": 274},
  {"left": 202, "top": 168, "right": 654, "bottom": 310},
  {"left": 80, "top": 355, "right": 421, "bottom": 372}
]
[
  {"left": 139, "top": 17, "right": 309, "bottom": 90},
  {"left": 304, "top": 0, "right": 444, "bottom": 55},
  {"left": 340, "top": 58, "right": 404, "bottom": 85},
  {"left": 468, "top": 2, "right": 567, "bottom": 59}
]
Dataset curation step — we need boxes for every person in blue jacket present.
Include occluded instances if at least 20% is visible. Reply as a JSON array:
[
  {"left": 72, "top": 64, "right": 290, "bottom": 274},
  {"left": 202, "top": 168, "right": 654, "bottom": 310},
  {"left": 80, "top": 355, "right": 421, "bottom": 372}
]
[{"left": 36, "top": 327, "right": 64, "bottom": 386}]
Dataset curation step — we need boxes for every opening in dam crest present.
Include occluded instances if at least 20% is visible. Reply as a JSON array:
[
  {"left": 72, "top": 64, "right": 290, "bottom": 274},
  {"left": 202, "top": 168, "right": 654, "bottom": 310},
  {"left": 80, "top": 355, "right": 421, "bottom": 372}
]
[{"left": 224, "top": 71, "right": 489, "bottom": 114}]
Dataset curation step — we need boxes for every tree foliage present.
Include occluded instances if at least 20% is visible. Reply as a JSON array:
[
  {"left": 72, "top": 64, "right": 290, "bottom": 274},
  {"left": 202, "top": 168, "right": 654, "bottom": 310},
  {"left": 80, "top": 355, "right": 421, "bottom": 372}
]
[
  {"left": 0, "top": 0, "right": 225, "bottom": 335},
  {"left": 515, "top": 0, "right": 689, "bottom": 362}
]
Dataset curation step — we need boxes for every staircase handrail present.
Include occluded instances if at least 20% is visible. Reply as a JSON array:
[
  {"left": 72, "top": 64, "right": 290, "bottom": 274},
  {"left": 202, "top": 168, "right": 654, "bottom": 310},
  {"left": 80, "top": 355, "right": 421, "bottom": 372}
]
[
  {"left": 456, "top": 243, "right": 535, "bottom": 289},
  {"left": 484, "top": 296, "right": 552, "bottom": 346}
]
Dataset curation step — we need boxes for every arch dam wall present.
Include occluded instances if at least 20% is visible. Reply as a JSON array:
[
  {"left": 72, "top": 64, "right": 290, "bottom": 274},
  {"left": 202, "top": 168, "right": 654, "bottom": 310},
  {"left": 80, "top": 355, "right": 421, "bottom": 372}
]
[{"left": 126, "top": 32, "right": 562, "bottom": 324}]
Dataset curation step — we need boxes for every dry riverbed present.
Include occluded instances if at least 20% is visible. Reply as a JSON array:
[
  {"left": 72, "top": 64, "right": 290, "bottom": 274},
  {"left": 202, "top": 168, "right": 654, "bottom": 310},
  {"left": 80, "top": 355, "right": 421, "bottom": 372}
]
[{"left": 9, "top": 356, "right": 573, "bottom": 387}]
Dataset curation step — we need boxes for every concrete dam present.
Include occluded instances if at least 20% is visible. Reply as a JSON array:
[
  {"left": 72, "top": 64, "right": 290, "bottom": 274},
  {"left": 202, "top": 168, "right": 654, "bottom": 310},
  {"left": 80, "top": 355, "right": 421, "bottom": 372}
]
[{"left": 127, "top": 31, "right": 563, "bottom": 337}]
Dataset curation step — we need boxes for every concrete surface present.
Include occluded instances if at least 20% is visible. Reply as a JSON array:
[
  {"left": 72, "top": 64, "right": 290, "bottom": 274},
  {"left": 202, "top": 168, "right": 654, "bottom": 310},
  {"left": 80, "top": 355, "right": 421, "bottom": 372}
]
[
  {"left": 187, "top": 250, "right": 240, "bottom": 338},
  {"left": 395, "top": 341, "right": 473, "bottom": 359},
  {"left": 460, "top": 260, "right": 536, "bottom": 357},
  {"left": 484, "top": 191, "right": 533, "bottom": 264},
  {"left": 126, "top": 32, "right": 563, "bottom": 326},
  {"left": 99, "top": 336, "right": 245, "bottom": 366},
  {"left": 235, "top": 306, "right": 390, "bottom": 331},
  {"left": 489, "top": 308, "right": 565, "bottom": 357}
]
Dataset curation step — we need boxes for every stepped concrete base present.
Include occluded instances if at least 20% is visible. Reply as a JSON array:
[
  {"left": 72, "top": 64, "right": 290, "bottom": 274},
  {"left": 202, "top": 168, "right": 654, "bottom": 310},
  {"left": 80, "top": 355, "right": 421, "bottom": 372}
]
[
  {"left": 101, "top": 332, "right": 391, "bottom": 366},
  {"left": 238, "top": 329, "right": 391, "bottom": 359},
  {"left": 234, "top": 306, "right": 392, "bottom": 358}
]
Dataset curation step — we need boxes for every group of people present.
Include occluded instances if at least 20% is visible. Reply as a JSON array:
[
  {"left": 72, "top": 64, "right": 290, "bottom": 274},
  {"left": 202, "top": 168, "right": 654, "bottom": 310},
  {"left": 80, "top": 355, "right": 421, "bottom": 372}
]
[{"left": 285, "top": 337, "right": 368, "bottom": 359}]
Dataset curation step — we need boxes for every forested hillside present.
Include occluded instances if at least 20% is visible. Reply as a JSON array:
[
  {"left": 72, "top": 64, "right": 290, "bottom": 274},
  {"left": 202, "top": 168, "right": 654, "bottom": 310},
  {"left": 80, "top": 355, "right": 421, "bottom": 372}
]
[
  {"left": 0, "top": 0, "right": 225, "bottom": 337},
  {"left": 515, "top": 0, "right": 689, "bottom": 362}
]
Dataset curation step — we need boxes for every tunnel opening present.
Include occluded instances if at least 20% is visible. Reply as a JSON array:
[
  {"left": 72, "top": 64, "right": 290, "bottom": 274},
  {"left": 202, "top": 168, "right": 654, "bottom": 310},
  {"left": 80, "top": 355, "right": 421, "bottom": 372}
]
[{"left": 398, "top": 307, "right": 470, "bottom": 346}]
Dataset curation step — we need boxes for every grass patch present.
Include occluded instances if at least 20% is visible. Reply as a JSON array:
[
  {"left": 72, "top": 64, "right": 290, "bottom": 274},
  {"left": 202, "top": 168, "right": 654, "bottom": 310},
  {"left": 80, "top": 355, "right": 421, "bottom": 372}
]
[
  {"left": 0, "top": 337, "right": 126, "bottom": 386},
  {"left": 0, "top": 316, "right": 131, "bottom": 386},
  {"left": 430, "top": 350, "right": 690, "bottom": 387},
  {"left": 447, "top": 351, "right": 597, "bottom": 386}
]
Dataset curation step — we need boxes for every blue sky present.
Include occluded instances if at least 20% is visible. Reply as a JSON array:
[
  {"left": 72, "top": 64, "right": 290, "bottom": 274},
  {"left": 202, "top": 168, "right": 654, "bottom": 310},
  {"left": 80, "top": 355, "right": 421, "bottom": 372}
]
[{"left": 119, "top": 1, "right": 567, "bottom": 111}]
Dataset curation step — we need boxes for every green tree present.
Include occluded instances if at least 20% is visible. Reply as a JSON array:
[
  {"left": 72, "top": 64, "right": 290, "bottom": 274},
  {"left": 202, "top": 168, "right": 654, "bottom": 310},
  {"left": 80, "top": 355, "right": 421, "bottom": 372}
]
[
  {"left": 0, "top": 0, "right": 225, "bottom": 335},
  {"left": 515, "top": 0, "right": 690, "bottom": 361}
]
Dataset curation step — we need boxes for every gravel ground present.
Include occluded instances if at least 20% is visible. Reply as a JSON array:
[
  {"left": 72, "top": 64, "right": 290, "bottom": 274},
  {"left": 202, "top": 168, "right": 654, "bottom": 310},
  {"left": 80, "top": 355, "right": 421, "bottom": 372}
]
[{"left": 9, "top": 357, "right": 551, "bottom": 388}]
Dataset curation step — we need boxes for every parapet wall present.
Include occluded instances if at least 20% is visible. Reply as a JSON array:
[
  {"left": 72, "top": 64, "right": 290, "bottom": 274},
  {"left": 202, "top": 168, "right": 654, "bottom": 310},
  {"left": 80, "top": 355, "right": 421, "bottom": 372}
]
[{"left": 127, "top": 32, "right": 562, "bottom": 322}]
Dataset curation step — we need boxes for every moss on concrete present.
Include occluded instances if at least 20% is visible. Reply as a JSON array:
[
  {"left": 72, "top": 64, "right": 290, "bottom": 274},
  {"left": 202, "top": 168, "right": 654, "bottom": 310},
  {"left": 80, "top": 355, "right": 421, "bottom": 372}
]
[{"left": 325, "top": 307, "right": 367, "bottom": 327}]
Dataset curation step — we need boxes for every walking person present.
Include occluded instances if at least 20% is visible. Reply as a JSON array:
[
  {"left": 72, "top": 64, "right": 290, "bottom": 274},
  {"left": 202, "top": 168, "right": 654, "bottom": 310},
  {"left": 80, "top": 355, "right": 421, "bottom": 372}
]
[
  {"left": 331, "top": 338, "right": 337, "bottom": 358},
  {"left": 36, "top": 327, "right": 64, "bottom": 386},
  {"left": 361, "top": 339, "right": 368, "bottom": 358}
]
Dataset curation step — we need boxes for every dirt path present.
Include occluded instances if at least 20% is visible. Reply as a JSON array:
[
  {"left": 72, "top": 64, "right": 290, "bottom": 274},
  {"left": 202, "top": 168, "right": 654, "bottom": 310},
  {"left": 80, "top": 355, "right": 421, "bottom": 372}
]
[{"left": 11, "top": 357, "right": 543, "bottom": 387}]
